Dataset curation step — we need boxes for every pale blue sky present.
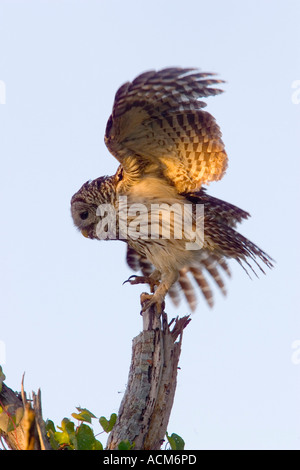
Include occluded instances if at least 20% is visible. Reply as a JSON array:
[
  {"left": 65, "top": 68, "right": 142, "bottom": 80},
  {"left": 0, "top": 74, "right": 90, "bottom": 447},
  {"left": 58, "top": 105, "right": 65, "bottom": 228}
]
[{"left": 0, "top": 0, "right": 299, "bottom": 450}]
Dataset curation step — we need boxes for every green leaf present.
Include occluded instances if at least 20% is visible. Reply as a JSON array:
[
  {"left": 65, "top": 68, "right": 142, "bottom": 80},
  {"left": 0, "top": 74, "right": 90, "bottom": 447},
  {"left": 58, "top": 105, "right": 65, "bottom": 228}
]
[
  {"left": 45, "top": 419, "right": 56, "bottom": 434},
  {"left": 47, "top": 429, "right": 60, "bottom": 450},
  {"left": 99, "top": 413, "right": 117, "bottom": 433},
  {"left": 0, "top": 407, "right": 14, "bottom": 433},
  {"left": 118, "top": 440, "right": 135, "bottom": 450},
  {"left": 45, "top": 419, "right": 60, "bottom": 449},
  {"left": 71, "top": 407, "right": 96, "bottom": 424},
  {"left": 76, "top": 423, "right": 103, "bottom": 450},
  {"left": 54, "top": 418, "right": 77, "bottom": 449},
  {"left": 92, "top": 440, "right": 103, "bottom": 450},
  {"left": 166, "top": 432, "right": 185, "bottom": 450}
]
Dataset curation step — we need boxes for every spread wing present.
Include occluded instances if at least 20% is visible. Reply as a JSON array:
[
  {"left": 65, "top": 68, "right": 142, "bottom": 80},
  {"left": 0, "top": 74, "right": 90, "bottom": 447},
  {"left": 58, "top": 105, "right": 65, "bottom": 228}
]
[
  {"left": 105, "top": 67, "right": 228, "bottom": 193},
  {"left": 126, "top": 245, "right": 231, "bottom": 311}
]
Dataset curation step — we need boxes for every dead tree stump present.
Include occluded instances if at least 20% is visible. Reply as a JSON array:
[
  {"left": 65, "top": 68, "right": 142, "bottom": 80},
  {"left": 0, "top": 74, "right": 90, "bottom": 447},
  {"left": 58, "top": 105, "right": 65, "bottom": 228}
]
[
  {"left": 106, "top": 302, "right": 191, "bottom": 450},
  {"left": 0, "top": 303, "right": 191, "bottom": 450}
]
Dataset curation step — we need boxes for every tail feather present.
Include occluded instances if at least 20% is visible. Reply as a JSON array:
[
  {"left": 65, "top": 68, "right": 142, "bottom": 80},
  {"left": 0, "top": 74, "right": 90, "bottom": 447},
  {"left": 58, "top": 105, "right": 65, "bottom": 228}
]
[
  {"left": 177, "top": 269, "right": 197, "bottom": 311},
  {"left": 189, "top": 267, "right": 214, "bottom": 308}
]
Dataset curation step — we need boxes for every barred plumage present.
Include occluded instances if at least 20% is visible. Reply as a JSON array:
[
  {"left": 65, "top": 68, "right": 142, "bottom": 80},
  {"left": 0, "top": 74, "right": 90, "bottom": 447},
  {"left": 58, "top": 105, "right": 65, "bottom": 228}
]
[
  {"left": 71, "top": 67, "right": 273, "bottom": 313},
  {"left": 105, "top": 67, "right": 227, "bottom": 194}
]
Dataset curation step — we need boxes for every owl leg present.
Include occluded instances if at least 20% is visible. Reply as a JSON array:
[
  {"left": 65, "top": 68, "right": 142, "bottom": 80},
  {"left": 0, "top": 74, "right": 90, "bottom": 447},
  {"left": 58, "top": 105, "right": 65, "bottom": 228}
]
[
  {"left": 123, "top": 270, "right": 161, "bottom": 293},
  {"left": 140, "top": 270, "right": 179, "bottom": 314}
]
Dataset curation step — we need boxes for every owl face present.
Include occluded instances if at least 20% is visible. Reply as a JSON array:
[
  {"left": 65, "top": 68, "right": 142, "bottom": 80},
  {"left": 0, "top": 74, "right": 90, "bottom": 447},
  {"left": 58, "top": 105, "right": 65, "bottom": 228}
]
[
  {"left": 71, "top": 176, "right": 117, "bottom": 239},
  {"left": 71, "top": 198, "right": 99, "bottom": 239}
]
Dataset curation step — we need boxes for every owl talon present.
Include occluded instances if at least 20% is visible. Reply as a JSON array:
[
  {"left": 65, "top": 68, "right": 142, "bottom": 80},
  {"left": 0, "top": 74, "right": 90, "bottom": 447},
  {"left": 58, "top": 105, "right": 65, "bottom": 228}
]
[
  {"left": 123, "top": 275, "right": 159, "bottom": 293},
  {"left": 123, "top": 275, "right": 141, "bottom": 285},
  {"left": 140, "top": 292, "right": 165, "bottom": 315}
]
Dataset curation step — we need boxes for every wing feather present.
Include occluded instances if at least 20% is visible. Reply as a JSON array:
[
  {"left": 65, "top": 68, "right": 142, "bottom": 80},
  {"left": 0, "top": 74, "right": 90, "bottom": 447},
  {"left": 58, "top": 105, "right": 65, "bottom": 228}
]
[{"left": 105, "top": 68, "right": 228, "bottom": 192}]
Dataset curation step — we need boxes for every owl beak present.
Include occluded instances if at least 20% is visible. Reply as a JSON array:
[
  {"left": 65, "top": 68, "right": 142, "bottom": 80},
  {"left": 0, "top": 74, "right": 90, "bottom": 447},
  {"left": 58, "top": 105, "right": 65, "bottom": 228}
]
[{"left": 81, "top": 229, "right": 89, "bottom": 238}]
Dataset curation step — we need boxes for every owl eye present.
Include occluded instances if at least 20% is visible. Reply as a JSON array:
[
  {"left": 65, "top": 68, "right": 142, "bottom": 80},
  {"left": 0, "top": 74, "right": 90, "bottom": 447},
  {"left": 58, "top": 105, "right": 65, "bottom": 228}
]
[{"left": 79, "top": 210, "right": 89, "bottom": 220}]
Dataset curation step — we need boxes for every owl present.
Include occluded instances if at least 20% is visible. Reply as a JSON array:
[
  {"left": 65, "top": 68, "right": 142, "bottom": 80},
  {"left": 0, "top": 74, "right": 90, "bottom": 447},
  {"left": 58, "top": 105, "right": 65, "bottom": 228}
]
[{"left": 71, "top": 68, "right": 273, "bottom": 313}]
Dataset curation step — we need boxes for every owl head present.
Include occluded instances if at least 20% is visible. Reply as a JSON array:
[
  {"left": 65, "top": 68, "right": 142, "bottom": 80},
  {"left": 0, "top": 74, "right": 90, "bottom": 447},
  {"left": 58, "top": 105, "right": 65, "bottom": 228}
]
[{"left": 71, "top": 175, "right": 117, "bottom": 239}]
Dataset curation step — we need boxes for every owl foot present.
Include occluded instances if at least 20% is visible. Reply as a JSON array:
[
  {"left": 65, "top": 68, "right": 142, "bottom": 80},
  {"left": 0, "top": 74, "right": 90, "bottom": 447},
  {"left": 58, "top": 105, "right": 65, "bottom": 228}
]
[
  {"left": 140, "top": 292, "right": 165, "bottom": 315},
  {"left": 123, "top": 275, "right": 160, "bottom": 293}
]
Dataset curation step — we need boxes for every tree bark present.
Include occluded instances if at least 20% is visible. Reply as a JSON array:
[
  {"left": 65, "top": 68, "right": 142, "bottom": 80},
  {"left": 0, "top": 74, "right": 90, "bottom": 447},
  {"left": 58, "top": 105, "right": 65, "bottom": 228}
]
[
  {"left": 0, "top": 379, "right": 51, "bottom": 450},
  {"left": 106, "top": 301, "right": 191, "bottom": 450},
  {"left": 0, "top": 303, "right": 191, "bottom": 451}
]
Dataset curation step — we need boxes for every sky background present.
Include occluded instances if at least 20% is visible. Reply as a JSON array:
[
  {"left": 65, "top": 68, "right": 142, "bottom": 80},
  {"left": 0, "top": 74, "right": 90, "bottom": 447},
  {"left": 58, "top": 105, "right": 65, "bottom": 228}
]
[{"left": 0, "top": 0, "right": 299, "bottom": 450}]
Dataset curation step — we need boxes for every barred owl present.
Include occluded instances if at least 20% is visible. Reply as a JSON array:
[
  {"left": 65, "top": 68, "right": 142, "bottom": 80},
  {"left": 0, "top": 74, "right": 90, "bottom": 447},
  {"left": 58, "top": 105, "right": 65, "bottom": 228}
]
[{"left": 71, "top": 68, "right": 273, "bottom": 313}]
